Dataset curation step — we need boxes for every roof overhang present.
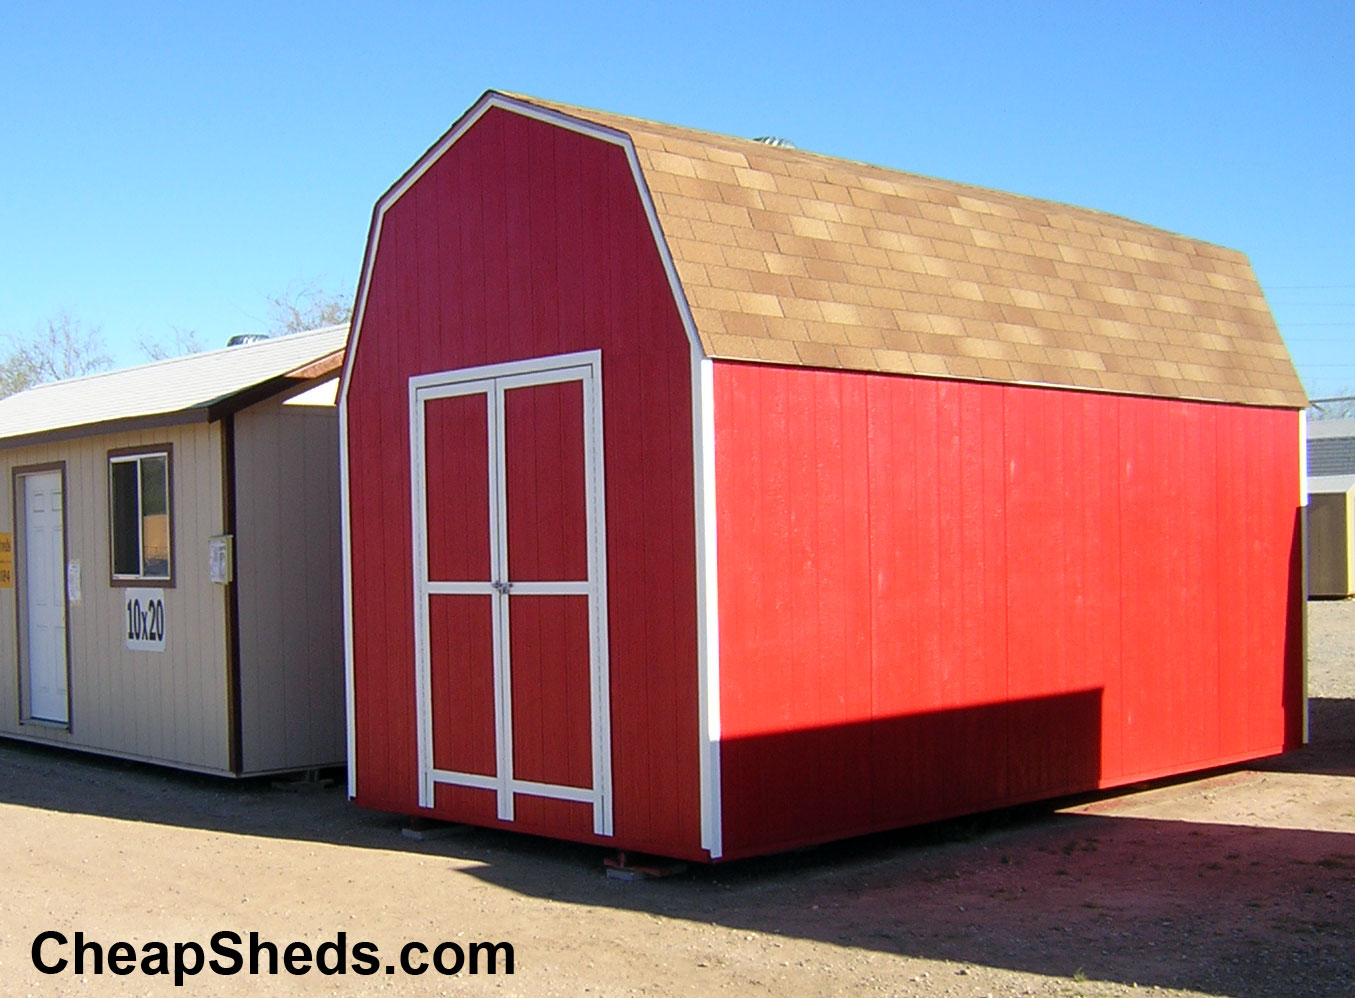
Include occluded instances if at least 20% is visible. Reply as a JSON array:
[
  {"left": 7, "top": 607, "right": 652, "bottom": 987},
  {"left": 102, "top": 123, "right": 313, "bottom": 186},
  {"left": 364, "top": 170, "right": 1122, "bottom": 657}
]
[{"left": 0, "top": 369, "right": 339, "bottom": 451}]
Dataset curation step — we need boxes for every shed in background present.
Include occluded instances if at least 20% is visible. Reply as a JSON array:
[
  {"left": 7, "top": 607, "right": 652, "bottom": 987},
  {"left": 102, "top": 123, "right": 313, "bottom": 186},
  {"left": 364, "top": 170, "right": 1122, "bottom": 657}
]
[
  {"left": 341, "top": 92, "right": 1308, "bottom": 862},
  {"left": 1304, "top": 419, "right": 1355, "bottom": 598},
  {"left": 1307, "top": 475, "right": 1355, "bottom": 598},
  {"left": 0, "top": 326, "right": 347, "bottom": 775},
  {"left": 1307, "top": 417, "right": 1355, "bottom": 477}
]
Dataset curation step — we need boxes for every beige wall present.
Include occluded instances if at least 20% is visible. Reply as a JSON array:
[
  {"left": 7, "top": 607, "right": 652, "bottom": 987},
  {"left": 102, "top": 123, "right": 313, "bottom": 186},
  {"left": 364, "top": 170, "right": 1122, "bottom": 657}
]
[
  {"left": 233, "top": 390, "right": 345, "bottom": 772},
  {"left": 0, "top": 422, "right": 233, "bottom": 772}
]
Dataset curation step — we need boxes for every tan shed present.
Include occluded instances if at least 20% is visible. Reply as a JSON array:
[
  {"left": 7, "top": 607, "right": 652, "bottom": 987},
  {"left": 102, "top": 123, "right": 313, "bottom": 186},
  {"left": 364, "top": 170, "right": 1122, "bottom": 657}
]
[
  {"left": 1307, "top": 475, "right": 1355, "bottom": 599},
  {"left": 0, "top": 326, "right": 347, "bottom": 775}
]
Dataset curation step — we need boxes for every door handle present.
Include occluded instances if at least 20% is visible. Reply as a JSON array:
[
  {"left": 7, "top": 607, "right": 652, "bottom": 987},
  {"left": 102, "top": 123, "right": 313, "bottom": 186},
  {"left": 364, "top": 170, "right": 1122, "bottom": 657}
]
[{"left": 491, "top": 580, "right": 513, "bottom": 595}]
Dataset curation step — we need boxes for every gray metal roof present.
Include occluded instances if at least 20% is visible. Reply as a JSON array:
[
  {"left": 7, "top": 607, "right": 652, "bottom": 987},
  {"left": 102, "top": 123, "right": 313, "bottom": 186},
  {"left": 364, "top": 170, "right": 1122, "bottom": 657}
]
[
  {"left": 0, "top": 325, "right": 348, "bottom": 444},
  {"left": 1307, "top": 417, "right": 1355, "bottom": 440}
]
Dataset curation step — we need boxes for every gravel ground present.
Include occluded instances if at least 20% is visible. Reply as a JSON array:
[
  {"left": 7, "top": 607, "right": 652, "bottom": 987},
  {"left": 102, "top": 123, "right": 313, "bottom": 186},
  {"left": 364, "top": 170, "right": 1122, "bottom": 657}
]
[
  {"left": 0, "top": 602, "right": 1350, "bottom": 997},
  {"left": 1308, "top": 597, "right": 1355, "bottom": 698}
]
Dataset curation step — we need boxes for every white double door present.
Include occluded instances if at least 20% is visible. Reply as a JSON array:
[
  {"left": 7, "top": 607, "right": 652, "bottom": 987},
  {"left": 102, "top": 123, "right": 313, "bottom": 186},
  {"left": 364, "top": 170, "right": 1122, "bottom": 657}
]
[{"left": 410, "top": 351, "right": 612, "bottom": 836}]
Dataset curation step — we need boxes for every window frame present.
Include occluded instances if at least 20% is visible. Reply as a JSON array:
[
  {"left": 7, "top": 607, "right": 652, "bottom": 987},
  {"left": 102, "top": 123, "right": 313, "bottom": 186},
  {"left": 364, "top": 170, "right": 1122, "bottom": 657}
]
[{"left": 107, "top": 443, "right": 175, "bottom": 588}]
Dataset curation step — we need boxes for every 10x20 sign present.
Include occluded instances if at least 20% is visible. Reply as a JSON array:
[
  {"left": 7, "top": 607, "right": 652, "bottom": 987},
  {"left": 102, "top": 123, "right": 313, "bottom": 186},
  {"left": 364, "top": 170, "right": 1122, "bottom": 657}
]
[{"left": 124, "top": 588, "right": 166, "bottom": 652}]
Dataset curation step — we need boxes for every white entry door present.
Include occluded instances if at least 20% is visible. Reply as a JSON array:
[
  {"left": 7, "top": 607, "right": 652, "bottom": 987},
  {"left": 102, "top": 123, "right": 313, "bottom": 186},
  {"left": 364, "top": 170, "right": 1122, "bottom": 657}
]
[{"left": 21, "top": 471, "right": 69, "bottom": 723}]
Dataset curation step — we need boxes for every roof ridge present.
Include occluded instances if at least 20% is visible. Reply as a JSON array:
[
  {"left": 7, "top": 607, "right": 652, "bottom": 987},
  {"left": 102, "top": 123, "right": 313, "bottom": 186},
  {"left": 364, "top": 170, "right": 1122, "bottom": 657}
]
[{"left": 501, "top": 92, "right": 1224, "bottom": 254}]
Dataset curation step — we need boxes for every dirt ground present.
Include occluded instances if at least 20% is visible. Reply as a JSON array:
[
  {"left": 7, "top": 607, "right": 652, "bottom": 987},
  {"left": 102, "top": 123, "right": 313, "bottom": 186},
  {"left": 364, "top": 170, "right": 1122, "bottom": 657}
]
[{"left": 1, "top": 604, "right": 1351, "bottom": 997}]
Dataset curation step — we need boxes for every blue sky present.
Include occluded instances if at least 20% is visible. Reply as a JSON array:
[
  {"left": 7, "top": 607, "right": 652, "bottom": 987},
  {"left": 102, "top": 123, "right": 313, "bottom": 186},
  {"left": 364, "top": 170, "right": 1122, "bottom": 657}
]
[{"left": 2, "top": 1, "right": 1351, "bottom": 397}]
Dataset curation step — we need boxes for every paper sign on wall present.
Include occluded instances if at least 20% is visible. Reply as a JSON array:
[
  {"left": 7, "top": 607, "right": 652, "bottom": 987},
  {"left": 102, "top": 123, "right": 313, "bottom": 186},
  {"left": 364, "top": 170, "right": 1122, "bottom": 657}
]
[
  {"left": 67, "top": 560, "right": 81, "bottom": 602},
  {"left": 208, "top": 535, "right": 233, "bottom": 584},
  {"left": 0, "top": 533, "right": 12, "bottom": 588},
  {"left": 124, "top": 588, "right": 166, "bottom": 652}
]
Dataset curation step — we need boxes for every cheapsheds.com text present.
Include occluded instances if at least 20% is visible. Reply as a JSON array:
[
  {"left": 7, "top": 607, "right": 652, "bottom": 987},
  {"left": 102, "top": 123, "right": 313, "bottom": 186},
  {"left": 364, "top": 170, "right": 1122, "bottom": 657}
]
[{"left": 32, "top": 930, "right": 513, "bottom": 985}]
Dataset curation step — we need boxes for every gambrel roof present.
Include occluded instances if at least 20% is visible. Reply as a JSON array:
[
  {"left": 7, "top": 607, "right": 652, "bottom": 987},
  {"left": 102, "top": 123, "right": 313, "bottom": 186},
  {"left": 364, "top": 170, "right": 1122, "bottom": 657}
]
[{"left": 512, "top": 93, "right": 1305, "bottom": 409}]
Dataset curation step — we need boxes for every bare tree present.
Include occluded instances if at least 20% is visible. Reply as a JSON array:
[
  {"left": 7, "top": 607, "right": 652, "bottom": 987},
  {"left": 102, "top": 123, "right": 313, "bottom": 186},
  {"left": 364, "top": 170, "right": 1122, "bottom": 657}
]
[
  {"left": 265, "top": 281, "right": 353, "bottom": 336},
  {"left": 138, "top": 326, "right": 205, "bottom": 362},
  {"left": 0, "top": 313, "right": 113, "bottom": 398},
  {"left": 1309, "top": 394, "right": 1355, "bottom": 420}
]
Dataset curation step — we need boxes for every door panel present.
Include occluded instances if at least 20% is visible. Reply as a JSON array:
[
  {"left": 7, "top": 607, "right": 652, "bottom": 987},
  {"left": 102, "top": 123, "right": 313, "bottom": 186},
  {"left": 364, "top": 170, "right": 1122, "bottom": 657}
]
[
  {"left": 23, "top": 471, "right": 68, "bottom": 724},
  {"left": 424, "top": 394, "right": 492, "bottom": 582},
  {"left": 509, "top": 594, "right": 593, "bottom": 788},
  {"left": 504, "top": 380, "right": 588, "bottom": 582},
  {"left": 428, "top": 594, "right": 496, "bottom": 775}
]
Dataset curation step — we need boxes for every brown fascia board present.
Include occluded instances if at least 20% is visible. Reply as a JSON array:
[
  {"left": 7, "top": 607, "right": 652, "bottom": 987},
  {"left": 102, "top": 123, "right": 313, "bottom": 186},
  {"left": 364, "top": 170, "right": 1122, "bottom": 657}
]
[
  {"left": 203, "top": 374, "right": 307, "bottom": 421},
  {"left": 284, "top": 349, "right": 345, "bottom": 381}
]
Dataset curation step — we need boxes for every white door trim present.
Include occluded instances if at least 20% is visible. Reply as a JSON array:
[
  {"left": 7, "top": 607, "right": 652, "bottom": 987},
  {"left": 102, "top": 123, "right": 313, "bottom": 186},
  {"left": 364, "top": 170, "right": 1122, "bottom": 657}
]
[{"left": 409, "top": 350, "right": 612, "bottom": 836}]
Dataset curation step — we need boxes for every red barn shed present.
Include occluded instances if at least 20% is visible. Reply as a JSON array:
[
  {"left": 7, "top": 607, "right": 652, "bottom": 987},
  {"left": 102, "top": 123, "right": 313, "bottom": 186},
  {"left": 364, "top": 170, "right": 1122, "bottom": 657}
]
[{"left": 340, "top": 92, "right": 1308, "bottom": 862}]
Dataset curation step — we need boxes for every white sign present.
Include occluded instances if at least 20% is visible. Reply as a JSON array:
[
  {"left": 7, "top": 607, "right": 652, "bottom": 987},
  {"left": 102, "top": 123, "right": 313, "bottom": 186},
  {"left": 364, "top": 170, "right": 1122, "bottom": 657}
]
[
  {"left": 66, "top": 560, "right": 81, "bottom": 603},
  {"left": 124, "top": 588, "right": 166, "bottom": 652},
  {"left": 208, "top": 534, "right": 233, "bottom": 584}
]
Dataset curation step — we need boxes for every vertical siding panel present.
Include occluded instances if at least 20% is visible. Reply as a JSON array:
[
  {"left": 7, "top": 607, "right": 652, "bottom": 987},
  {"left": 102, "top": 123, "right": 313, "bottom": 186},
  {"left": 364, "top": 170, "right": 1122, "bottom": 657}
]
[
  {"left": 1218, "top": 405, "right": 1256, "bottom": 755},
  {"left": 279, "top": 406, "right": 312, "bottom": 766},
  {"left": 73, "top": 444, "right": 96, "bottom": 743},
  {"left": 640, "top": 345, "right": 679, "bottom": 842},
  {"left": 839, "top": 372, "right": 873, "bottom": 823},
  {"left": 978, "top": 383, "right": 1009, "bottom": 789},
  {"left": 554, "top": 128, "right": 585, "bottom": 352},
  {"left": 362, "top": 230, "right": 401, "bottom": 796},
  {"left": 1086, "top": 395, "right": 1124, "bottom": 783},
  {"left": 912, "top": 380, "right": 942, "bottom": 711},
  {"left": 233, "top": 392, "right": 341, "bottom": 774},
  {"left": 1191, "top": 405, "right": 1223, "bottom": 762},
  {"left": 529, "top": 125, "right": 560, "bottom": 360},
  {"left": 391, "top": 186, "right": 420, "bottom": 803},
  {"left": 1282, "top": 412, "right": 1306, "bottom": 748},
  {"left": 868, "top": 375, "right": 919, "bottom": 786},
  {"left": 608, "top": 145, "right": 652, "bottom": 842},
  {"left": 605, "top": 353, "right": 649, "bottom": 836},
  {"left": 668, "top": 348, "right": 700, "bottom": 841},
  {"left": 91, "top": 437, "right": 116, "bottom": 755},
  {"left": 503, "top": 120, "right": 532, "bottom": 362}
]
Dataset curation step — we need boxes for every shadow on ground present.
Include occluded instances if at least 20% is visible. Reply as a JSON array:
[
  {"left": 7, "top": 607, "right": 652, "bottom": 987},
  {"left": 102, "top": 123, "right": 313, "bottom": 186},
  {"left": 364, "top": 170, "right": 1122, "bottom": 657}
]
[{"left": 1, "top": 701, "right": 1352, "bottom": 997}]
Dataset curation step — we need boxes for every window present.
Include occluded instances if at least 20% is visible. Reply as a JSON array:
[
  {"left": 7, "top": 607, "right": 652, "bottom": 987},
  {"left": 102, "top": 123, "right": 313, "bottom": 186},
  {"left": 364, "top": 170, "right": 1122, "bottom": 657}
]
[{"left": 108, "top": 447, "right": 173, "bottom": 584}]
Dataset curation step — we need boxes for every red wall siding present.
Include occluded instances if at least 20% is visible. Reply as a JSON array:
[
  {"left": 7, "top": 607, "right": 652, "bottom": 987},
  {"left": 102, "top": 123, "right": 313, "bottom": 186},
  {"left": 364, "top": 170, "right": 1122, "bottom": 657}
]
[
  {"left": 714, "top": 361, "right": 1302, "bottom": 859},
  {"left": 346, "top": 107, "right": 703, "bottom": 858}
]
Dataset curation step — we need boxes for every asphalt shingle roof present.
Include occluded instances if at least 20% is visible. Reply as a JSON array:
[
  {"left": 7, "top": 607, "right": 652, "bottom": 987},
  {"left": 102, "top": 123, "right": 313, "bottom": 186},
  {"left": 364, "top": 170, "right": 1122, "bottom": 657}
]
[{"left": 515, "top": 93, "right": 1306, "bottom": 409}]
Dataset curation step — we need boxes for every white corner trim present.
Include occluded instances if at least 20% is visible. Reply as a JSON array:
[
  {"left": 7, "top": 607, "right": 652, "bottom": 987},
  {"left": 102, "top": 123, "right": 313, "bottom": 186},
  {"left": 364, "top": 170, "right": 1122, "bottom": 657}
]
[
  {"left": 1299, "top": 412, "right": 1309, "bottom": 507},
  {"left": 338, "top": 405, "right": 358, "bottom": 798},
  {"left": 692, "top": 350, "right": 723, "bottom": 859}
]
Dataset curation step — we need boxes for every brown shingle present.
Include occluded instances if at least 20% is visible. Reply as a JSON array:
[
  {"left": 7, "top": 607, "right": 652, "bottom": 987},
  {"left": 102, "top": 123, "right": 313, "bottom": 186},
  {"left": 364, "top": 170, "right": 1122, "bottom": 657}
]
[{"left": 511, "top": 93, "right": 1306, "bottom": 409}]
